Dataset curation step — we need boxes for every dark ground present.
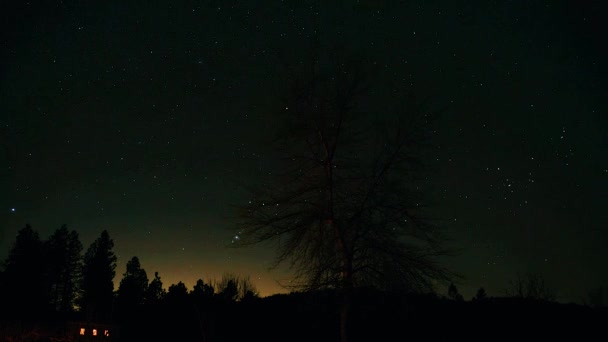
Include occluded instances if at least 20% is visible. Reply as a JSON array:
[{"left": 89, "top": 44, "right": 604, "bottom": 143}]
[{"left": 1, "top": 289, "right": 606, "bottom": 341}]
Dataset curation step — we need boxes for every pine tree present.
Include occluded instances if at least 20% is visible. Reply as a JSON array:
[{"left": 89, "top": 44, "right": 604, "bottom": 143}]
[
  {"left": 1, "top": 224, "right": 47, "bottom": 316},
  {"left": 190, "top": 278, "right": 214, "bottom": 304},
  {"left": 80, "top": 230, "right": 117, "bottom": 321},
  {"left": 117, "top": 256, "right": 149, "bottom": 310},
  {"left": 145, "top": 272, "right": 166, "bottom": 305},
  {"left": 46, "top": 225, "right": 83, "bottom": 313},
  {"left": 166, "top": 281, "right": 189, "bottom": 304}
]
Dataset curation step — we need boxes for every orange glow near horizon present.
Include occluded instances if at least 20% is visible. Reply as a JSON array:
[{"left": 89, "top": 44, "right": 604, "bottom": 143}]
[{"left": 110, "top": 260, "right": 292, "bottom": 298}]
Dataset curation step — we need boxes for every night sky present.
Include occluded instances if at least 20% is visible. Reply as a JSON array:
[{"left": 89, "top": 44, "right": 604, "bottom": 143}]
[{"left": 1, "top": 1, "right": 606, "bottom": 302}]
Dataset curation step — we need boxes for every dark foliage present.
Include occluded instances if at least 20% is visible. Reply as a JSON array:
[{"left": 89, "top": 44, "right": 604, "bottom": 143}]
[
  {"left": 88, "top": 288, "right": 608, "bottom": 342},
  {"left": 145, "top": 271, "right": 167, "bottom": 305},
  {"left": 166, "top": 281, "right": 189, "bottom": 305},
  {"left": 473, "top": 287, "right": 487, "bottom": 301},
  {"left": 1, "top": 225, "right": 604, "bottom": 341},
  {"left": 448, "top": 282, "right": 464, "bottom": 301},
  {"left": 0, "top": 224, "right": 47, "bottom": 318},
  {"left": 79, "top": 230, "right": 117, "bottom": 321},
  {"left": 116, "top": 256, "right": 149, "bottom": 317},
  {"left": 0, "top": 224, "right": 83, "bottom": 320},
  {"left": 190, "top": 278, "right": 214, "bottom": 304},
  {"left": 45, "top": 225, "right": 83, "bottom": 314}
]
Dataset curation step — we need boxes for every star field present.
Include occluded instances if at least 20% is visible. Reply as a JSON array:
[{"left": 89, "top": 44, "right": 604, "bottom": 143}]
[{"left": 1, "top": 1, "right": 606, "bottom": 301}]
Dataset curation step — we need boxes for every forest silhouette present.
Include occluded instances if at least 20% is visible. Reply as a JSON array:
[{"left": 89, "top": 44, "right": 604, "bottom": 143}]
[{"left": 0, "top": 224, "right": 606, "bottom": 341}]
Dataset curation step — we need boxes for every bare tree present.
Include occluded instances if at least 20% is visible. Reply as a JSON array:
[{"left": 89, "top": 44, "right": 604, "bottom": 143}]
[
  {"left": 583, "top": 286, "right": 604, "bottom": 308},
  {"left": 235, "top": 49, "right": 453, "bottom": 342},
  {"left": 506, "top": 272, "right": 556, "bottom": 302},
  {"left": 213, "top": 273, "right": 258, "bottom": 302}
]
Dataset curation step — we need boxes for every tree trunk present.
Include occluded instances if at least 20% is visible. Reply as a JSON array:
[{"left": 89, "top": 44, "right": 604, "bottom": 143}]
[
  {"left": 340, "top": 272, "right": 352, "bottom": 342},
  {"left": 322, "top": 133, "right": 353, "bottom": 342},
  {"left": 339, "top": 255, "right": 353, "bottom": 342}
]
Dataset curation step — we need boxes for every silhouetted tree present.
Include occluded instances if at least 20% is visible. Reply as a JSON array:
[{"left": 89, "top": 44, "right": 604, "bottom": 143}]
[
  {"left": 145, "top": 271, "right": 166, "bottom": 305},
  {"left": 214, "top": 273, "right": 258, "bottom": 302},
  {"left": 448, "top": 283, "right": 464, "bottom": 301},
  {"left": 583, "top": 286, "right": 604, "bottom": 308},
  {"left": 45, "top": 225, "right": 82, "bottom": 313},
  {"left": 166, "top": 281, "right": 189, "bottom": 304},
  {"left": 236, "top": 49, "right": 452, "bottom": 342},
  {"left": 507, "top": 272, "right": 556, "bottom": 302},
  {"left": 239, "top": 275, "right": 259, "bottom": 303},
  {"left": 241, "top": 288, "right": 259, "bottom": 303},
  {"left": 1, "top": 224, "right": 48, "bottom": 316},
  {"left": 473, "top": 287, "right": 487, "bottom": 301},
  {"left": 0, "top": 269, "right": 4, "bottom": 299},
  {"left": 116, "top": 256, "right": 149, "bottom": 312},
  {"left": 190, "top": 278, "right": 214, "bottom": 305},
  {"left": 80, "top": 230, "right": 117, "bottom": 321},
  {"left": 216, "top": 274, "right": 239, "bottom": 302}
]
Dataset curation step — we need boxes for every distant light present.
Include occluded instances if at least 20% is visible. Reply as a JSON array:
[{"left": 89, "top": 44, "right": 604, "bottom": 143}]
[
  {"left": 10, "top": 208, "right": 15, "bottom": 212},
  {"left": 104, "top": 330, "right": 110, "bottom": 337},
  {"left": 80, "top": 328, "right": 85, "bottom": 335},
  {"left": 92, "top": 329, "right": 97, "bottom": 336}
]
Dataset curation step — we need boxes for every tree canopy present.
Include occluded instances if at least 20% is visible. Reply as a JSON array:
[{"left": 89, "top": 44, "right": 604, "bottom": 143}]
[
  {"left": 45, "top": 225, "right": 82, "bottom": 313},
  {"left": 117, "top": 256, "right": 149, "bottom": 311},
  {"left": 80, "top": 230, "right": 117, "bottom": 321},
  {"left": 236, "top": 52, "right": 452, "bottom": 294},
  {"left": 235, "top": 51, "right": 454, "bottom": 342},
  {"left": 146, "top": 271, "right": 167, "bottom": 305},
  {"left": 1, "top": 224, "right": 47, "bottom": 316}
]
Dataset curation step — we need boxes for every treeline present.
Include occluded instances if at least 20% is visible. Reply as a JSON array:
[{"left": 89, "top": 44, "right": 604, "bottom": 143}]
[
  {"left": 0, "top": 224, "right": 258, "bottom": 323},
  {"left": 0, "top": 224, "right": 82, "bottom": 319},
  {"left": 2, "top": 224, "right": 605, "bottom": 341}
]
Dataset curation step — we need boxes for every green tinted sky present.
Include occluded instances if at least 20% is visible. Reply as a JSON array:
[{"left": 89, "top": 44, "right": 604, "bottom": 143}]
[{"left": 1, "top": 1, "right": 606, "bottom": 301}]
